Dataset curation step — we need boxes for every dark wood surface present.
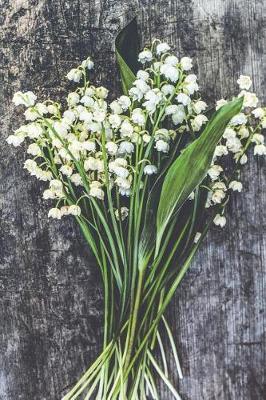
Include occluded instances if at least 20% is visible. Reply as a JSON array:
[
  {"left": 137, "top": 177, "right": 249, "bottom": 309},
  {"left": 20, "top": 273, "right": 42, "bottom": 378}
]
[{"left": 0, "top": 1, "right": 265, "bottom": 399}]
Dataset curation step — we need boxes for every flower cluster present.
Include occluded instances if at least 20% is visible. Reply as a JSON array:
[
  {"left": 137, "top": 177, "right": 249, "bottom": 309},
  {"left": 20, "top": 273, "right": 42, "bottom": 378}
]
[
  {"left": 7, "top": 35, "right": 266, "bottom": 400},
  {"left": 197, "top": 75, "right": 266, "bottom": 227},
  {"left": 7, "top": 42, "right": 265, "bottom": 225}
]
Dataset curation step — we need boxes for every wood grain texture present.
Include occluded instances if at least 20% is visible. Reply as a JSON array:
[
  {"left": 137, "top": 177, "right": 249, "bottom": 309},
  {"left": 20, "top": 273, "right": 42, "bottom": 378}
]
[{"left": 0, "top": 0, "right": 265, "bottom": 399}]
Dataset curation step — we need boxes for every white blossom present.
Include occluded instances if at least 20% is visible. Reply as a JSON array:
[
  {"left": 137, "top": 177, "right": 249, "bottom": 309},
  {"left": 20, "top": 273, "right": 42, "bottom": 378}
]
[
  {"left": 119, "top": 141, "right": 134, "bottom": 154},
  {"left": 155, "top": 128, "right": 169, "bottom": 140},
  {"left": 118, "top": 95, "right": 131, "bottom": 111},
  {"left": 143, "top": 134, "right": 151, "bottom": 143},
  {"left": 24, "top": 108, "right": 38, "bottom": 121},
  {"left": 120, "top": 120, "right": 134, "bottom": 138},
  {"left": 48, "top": 208, "right": 62, "bottom": 219},
  {"left": 226, "top": 136, "right": 242, "bottom": 153},
  {"left": 161, "top": 84, "right": 175, "bottom": 96},
  {"left": 143, "top": 89, "right": 163, "bottom": 113},
  {"left": 36, "top": 102, "right": 48, "bottom": 114},
  {"left": 138, "top": 50, "right": 153, "bottom": 64},
  {"left": 160, "top": 64, "right": 179, "bottom": 83},
  {"left": 237, "top": 75, "right": 252, "bottom": 90},
  {"left": 129, "top": 87, "right": 143, "bottom": 102},
  {"left": 43, "top": 189, "right": 56, "bottom": 200},
  {"left": 115, "top": 177, "right": 131, "bottom": 190},
  {"left": 239, "top": 91, "right": 258, "bottom": 108},
  {"left": 131, "top": 109, "right": 146, "bottom": 126},
  {"left": 63, "top": 110, "right": 76, "bottom": 124},
  {"left": 119, "top": 188, "right": 131, "bottom": 196},
  {"left": 80, "top": 95, "right": 94, "bottom": 107},
  {"left": 70, "top": 173, "right": 83, "bottom": 186},
  {"left": 136, "top": 70, "right": 149, "bottom": 81},
  {"left": 60, "top": 206, "right": 70, "bottom": 216},
  {"left": 177, "top": 93, "right": 191, "bottom": 106},
  {"left": 35, "top": 169, "right": 52, "bottom": 181},
  {"left": 93, "top": 110, "right": 106, "bottom": 123},
  {"left": 27, "top": 143, "right": 41, "bottom": 156},
  {"left": 252, "top": 107, "right": 265, "bottom": 119},
  {"left": 184, "top": 75, "right": 198, "bottom": 94},
  {"left": 192, "top": 114, "right": 208, "bottom": 132},
  {"left": 109, "top": 114, "right": 121, "bottom": 129},
  {"left": 60, "top": 165, "right": 73, "bottom": 177},
  {"left": 251, "top": 133, "right": 264, "bottom": 145},
  {"left": 85, "top": 87, "right": 95, "bottom": 96},
  {"left": 24, "top": 159, "right": 38, "bottom": 174},
  {"left": 230, "top": 113, "right": 247, "bottom": 126},
  {"left": 67, "top": 68, "right": 83, "bottom": 83},
  {"left": 229, "top": 181, "right": 243, "bottom": 192},
  {"left": 211, "top": 189, "right": 226, "bottom": 204},
  {"left": 165, "top": 105, "right": 179, "bottom": 115},
  {"left": 50, "top": 179, "right": 63, "bottom": 193},
  {"left": 172, "top": 106, "right": 186, "bottom": 124},
  {"left": 134, "top": 79, "right": 150, "bottom": 94},
  {"left": 106, "top": 141, "right": 118, "bottom": 156},
  {"left": 68, "top": 141, "right": 83, "bottom": 155},
  {"left": 25, "top": 125, "right": 41, "bottom": 140},
  {"left": 212, "top": 182, "right": 227, "bottom": 192},
  {"left": 89, "top": 181, "right": 105, "bottom": 200},
  {"left": 111, "top": 165, "right": 129, "bottom": 179},
  {"left": 238, "top": 126, "right": 249, "bottom": 139},
  {"left": 214, "top": 145, "right": 228, "bottom": 158},
  {"left": 164, "top": 55, "right": 179, "bottom": 66},
  {"left": 54, "top": 121, "right": 69, "bottom": 138},
  {"left": 144, "top": 165, "right": 157, "bottom": 175},
  {"left": 194, "top": 232, "right": 202, "bottom": 243},
  {"left": 156, "top": 42, "right": 170, "bottom": 55},
  {"left": 13, "top": 91, "right": 37, "bottom": 107},
  {"left": 81, "top": 57, "right": 94, "bottom": 70},
  {"left": 223, "top": 127, "right": 236, "bottom": 139},
  {"left": 239, "top": 154, "right": 248, "bottom": 165},
  {"left": 254, "top": 144, "right": 266, "bottom": 156},
  {"left": 109, "top": 158, "right": 127, "bottom": 169},
  {"left": 115, "top": 207, "right": 129, "bottom": 221},
  {"left": 6, "top": 134, "right": 24, "bottom": 147},
  {"left": 155, "top": 140, "right": 169, "bottom": 153},
  {"left": 193, "top": 100, "right": 207, "bottom": 114},
  {"left": 207, "top": 164, "right": 223, "bottom": 180},
  {"left": 79, "top": 110, "right": 93, "bottom": 123},
  {"left": 96, "top": 87, "right": 108, "bottom": 99},
  {"left": 180, "top": 57, "right": 193, "bottom": 71},
  {"left": 68, "top": 204, "right": 81, "bottom": 216},
  {"left": 47, "top": 104, "right": 58, "bottom": 115},
  {"left": 67, "top": 92, "right": 80, "bottom": 106},
  {"left": 82, "top": 141, "right": 96, "bottom": 152},
  {"left": 213, "top": 214, "right": 226, "bottom": 227},
  {"left": 216, "top": 99, "right": 228, "bottom": 110},
  {"left": 84, "top": 157, "right": 103, "bottom": 172}
]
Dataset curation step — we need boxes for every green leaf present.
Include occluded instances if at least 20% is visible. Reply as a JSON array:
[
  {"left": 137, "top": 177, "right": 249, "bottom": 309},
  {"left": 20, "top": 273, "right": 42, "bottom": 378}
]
[
  {"left": 155, "top": 96, "right": 243, "bottom": 251},
  {"left": 115, "top": 18, "right": 140, "bottom": 95},
  {"left": 138, "top": 96, "right": 243, "bottom": 267}
]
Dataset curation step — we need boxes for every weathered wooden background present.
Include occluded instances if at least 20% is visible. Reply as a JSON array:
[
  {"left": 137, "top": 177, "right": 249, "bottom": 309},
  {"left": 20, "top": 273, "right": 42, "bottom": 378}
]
[{"left": 0, "top": 0, "right": 265, "bottom": 399}]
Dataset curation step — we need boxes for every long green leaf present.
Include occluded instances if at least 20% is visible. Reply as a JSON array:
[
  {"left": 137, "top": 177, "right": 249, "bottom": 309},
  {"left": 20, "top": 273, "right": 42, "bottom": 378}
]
[
  {"left": 115, "top": 18, "right": 139, "bottom": 95},
  {"left": 138, "top": 97, "right": 243, "bottom": 266},
  {"left": 155, "top": 96, "right": 243, "bottom": 251}
]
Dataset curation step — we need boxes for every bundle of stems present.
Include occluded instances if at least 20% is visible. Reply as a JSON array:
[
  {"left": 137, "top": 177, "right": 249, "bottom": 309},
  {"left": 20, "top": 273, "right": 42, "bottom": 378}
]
[{"left": 8, "top": 19, "right": 266, "bottom": 400}]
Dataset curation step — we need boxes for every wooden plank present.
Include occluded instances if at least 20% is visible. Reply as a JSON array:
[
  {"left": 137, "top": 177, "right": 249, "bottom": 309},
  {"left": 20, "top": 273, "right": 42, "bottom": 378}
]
[{"left": 0, "top": 1, "right": 265, "bottom": 399}]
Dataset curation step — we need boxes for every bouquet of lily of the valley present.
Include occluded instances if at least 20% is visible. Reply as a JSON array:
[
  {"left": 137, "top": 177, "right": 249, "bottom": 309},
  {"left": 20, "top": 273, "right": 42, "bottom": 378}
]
[{"left": 8, "top": 20, "right": 266, "bottom": 400}]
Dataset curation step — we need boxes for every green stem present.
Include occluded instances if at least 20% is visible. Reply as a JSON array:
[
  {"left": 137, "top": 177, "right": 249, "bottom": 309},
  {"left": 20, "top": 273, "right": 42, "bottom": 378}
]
[{"left": 124, "top": 269, "right": 144, "bottom": 370}]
